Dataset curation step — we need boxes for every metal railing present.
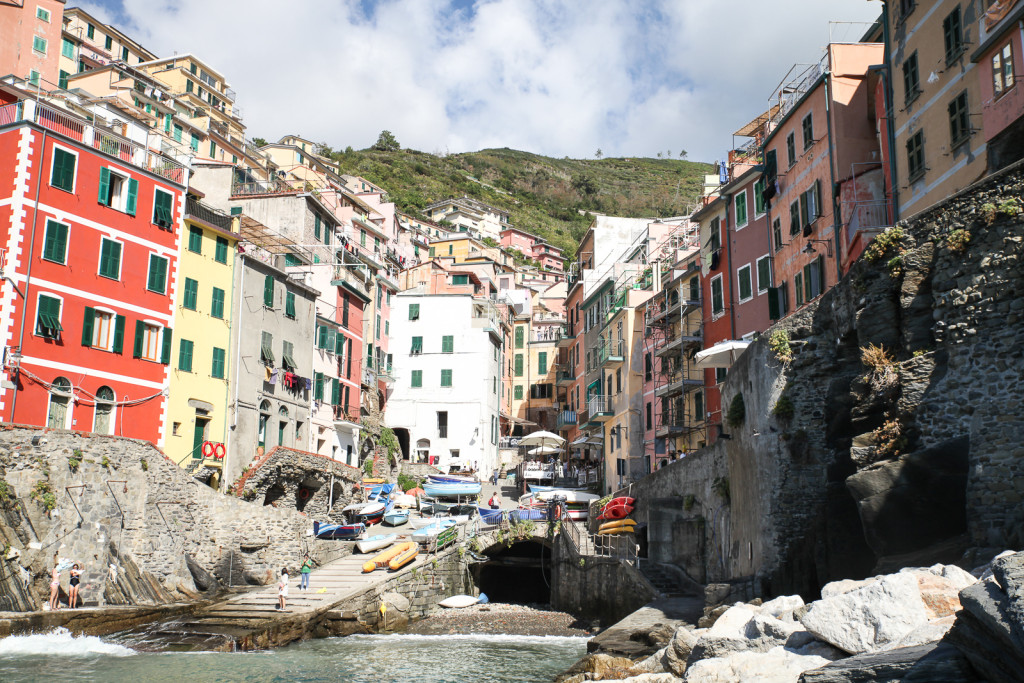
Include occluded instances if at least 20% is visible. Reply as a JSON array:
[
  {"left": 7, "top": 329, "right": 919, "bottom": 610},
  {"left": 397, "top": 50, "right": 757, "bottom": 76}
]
[
  {"left": 844, "top": 200, "right": 891, "bottom": 242},
  {"left": 599, "top": 339, "right": 625, "bottom": 364},
  {"left": 185, "top": 196, "right": 233, "bottom": 230},
  {"left": 556, "top": 410, "right": 577, "bottom": 430},
  {"left": 592, "top": 532, "right": 638, "bottom": 567},
  {"left": 558, "top": 507, "right": 583, "bottom": 554},
  {"left": 231, "top": 177, "right": 294, "bottom": 196},
  {"left": 587, "top": 395, "right": 611, "bottom": 416}
]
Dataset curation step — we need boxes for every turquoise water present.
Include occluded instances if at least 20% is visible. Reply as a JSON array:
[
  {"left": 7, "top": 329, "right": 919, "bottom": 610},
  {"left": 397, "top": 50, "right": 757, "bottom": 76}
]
[{"left": 0, "top": 628, "right": 587, "bottom": 682}]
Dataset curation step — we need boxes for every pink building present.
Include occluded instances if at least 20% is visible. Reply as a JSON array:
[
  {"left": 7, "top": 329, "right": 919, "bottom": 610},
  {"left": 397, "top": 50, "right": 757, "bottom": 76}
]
[
  {"left": 972, "top": 0, "right": 1024, "bottom": 171},
  {"left": 0, "top": 0, "right": 65, "bottom": 88},
  {"left": 500, "top": 226, "right": 565, "bottom": 272}
]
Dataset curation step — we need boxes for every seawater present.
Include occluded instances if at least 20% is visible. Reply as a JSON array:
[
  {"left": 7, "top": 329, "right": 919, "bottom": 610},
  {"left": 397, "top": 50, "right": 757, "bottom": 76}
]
[{"left": 0, "top": 627, "right": 587, "bottom": 682}]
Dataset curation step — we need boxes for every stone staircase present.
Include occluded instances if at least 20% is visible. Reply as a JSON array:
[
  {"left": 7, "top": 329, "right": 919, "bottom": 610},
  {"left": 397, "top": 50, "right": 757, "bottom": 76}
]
[{"left": 640, "top": 562, "right": 690, "bottom": 598}]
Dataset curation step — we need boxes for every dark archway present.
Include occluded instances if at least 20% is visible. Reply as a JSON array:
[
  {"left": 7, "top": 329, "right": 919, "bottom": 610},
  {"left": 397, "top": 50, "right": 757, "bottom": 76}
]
[
  {"left": 263, "top": 483, "right": 286, "bottom": 507},
  {"left": 472, "top": 540, "right": 553, "bottom": 604},
  {"left": 393, "top": 428, "right": 410, "bottom": 461}
]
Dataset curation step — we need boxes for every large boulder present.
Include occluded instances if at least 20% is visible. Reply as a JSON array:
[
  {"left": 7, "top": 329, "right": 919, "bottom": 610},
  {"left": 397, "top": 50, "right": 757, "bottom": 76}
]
[
  {"left": 684, "top": 646, "right": 830, "bottom": 683},
  {"left": 631, "top": 627, "right": 698, "bottom": 678},
  {"left": 800, "top": 573, "right": 929, "bottom": 654},
  {"left": 798, "top": 642, "right": 979, "bottom": 682},
  {"left": 555, "top": 654, "right": 637, "bottom": 683},
  {"left": 688, "top": 604, "right": 815, "bottom": 662}
]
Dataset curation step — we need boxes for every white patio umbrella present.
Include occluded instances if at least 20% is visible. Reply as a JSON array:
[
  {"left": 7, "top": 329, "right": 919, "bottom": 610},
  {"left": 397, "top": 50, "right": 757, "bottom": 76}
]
[
  {"left": 518, "top": 430, "right": 566, "bottom": 450},
  {"left": 528, "top": 445, "right": 561, "bottom": 456},
  {"left": 694, "top": 340, "right": 751, "bottom": 369}
]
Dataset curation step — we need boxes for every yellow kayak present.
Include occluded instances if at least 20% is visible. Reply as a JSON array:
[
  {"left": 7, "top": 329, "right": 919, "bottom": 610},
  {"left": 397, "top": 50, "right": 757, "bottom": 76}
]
[
  {"left": 598, "top": 525, "right": 635, "bottom": 535},
  {"left": 363, "top": 541, "right": 416, "bottom": 573},
  {"left": 388, "top": 543, "right": 419, "bottom": 571},
  {"left": 598, "top": 519, "right": 636, "bottom": 533}
]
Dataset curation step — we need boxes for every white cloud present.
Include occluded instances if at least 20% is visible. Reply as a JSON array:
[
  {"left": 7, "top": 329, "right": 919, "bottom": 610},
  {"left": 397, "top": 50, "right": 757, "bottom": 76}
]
[{"left": 81, "top": 0, "right": 882, "bottom": 162}]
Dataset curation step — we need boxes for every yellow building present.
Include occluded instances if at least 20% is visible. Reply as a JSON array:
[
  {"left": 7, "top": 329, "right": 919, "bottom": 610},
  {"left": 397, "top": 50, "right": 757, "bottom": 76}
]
[
  {"left": 59, "top": 7, "right": 156, "bottom": 89},
  {"left": 165, "top": 194, "right": 240, "bottom": 488},
  {"left": 509, "top": 314, "right": 561, "bottom": 431}
]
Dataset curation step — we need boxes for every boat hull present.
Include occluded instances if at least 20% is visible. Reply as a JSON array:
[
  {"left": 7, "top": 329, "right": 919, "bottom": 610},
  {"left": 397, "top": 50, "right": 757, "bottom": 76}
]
[
  {"left": 356, "top": 534, "right": 398, "bottom": 554},
  {"left": 383, "top": 510, "right": 410, "bottom": 526},
  {"left": 423, "top": 482, "right": 482, "bottom": 498},
  {"left": 314, "top": 522, "right": 365, "bottom": 540},
  {"left": 388, "top": 543, "right": 418, "bottom": 571}
]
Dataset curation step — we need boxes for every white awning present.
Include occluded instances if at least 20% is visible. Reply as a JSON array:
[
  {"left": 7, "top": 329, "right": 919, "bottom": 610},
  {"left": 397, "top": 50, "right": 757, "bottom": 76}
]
[{"left": 694, "top": 340, "right": 751, "bottom": 369}]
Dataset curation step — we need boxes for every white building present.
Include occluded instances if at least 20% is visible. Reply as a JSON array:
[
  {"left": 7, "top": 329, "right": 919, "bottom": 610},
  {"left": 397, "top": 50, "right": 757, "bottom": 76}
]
[{"left": 387, "top": 292, "right": 504, "bottom": 474}]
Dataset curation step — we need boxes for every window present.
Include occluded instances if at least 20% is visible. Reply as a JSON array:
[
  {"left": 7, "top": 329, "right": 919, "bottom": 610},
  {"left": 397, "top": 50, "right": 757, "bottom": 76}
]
[
  {"left": 42, "top": 219, "right": 69, "bottom": 264},
  {"left": 209, "top": 140, "right": 216, "bottom": 158},
  {"left": 260, "top": 331, "right": 274, "bottom": 364},
  {"left": 32, "top": 36, "right": 47, "bottom": 55},
  {"left": 86, "top": 23, "right": 94, "bottom": 39},
  {"left": 441, "top": 369, "right": 452, "bottom": 387},
  {"left": 948, "top": 91, "right": 970, "bottom": 148},
  {"left": 710, "top": 274, "right": 724, "bottom": 317},
  {"left": 98, "top": 168, "right": 137, "bottom": 215},
  {"left": 786, "top": 132, "right": 796, "bottom": 166},
  {"left": 282, "top": 340, "right": 297, "bottom": 369},
  {"left": 803, "top": 256, "right": 826, "bottom": 302},
  {"left": 734, "top": 191, "right": 748, "bottom": 228},
  {"left": 452, "top": 274, "right": 469, "bottom": 285},
  {"left": 61, "top": 38, "right": 74, "bottom": 59},
  {"left": 709, "top": 217, "right": 721, "bottom": 252},
  {"left": 133, "top": 321, "right": 169, "bottom": 363},
  {"left": 943, "top": 6, "right": 963, "bottom": 65},
  {"left": 182, "top": 277, "right": 198, "bottom": 310},
  {"left": 993, "top": 43, "right": 1016, "bottom": 99},
  {"left": 314, "top": 372, "right": 325, "bottom": 400},
  {"left": 906, "top": 130, "right": 925, "bottom": 182},
  {"left": 411, "top": 336, "right": 423, "bottom": 354},
  {"left": 212, "top": 347, "right": 226, "bottom": 379},
  {"left": 515, "top": 354, "right": 524, "bottom": 376},
  {"left": 437, "top": 411, "right": 448, "bottom": 438},
  {"left": 36, "top": 6, "right": 50, "bottom": 21},
  {"left": 409, "top": 303, "right": 420, "bottom": 320},
  {"left": 514, "top": 385, "right": 523, "bottom": 400},
  {"left": 153, "top": 189, "right": 173, "bottom": 228},
  {"left": 263, "top": 274, "right": 274, "bottom": 307},
  {"left": 411, "top": 370, "right": 422, "bottom": 388},
  {"left": 94, "top": 386, "right": 114, "bottom": 434},
  {"left": 58, "top": 69, "right": 69, "bottom": 89},
  {"left": 753, "top": 178, "right": 766, "bottom": 217},
  {"left": 50, "top": 147, "right": 76, "bottom": 192},
  {"left": 645, "top": 353, "right": 652, "bottom": 381},
  {"left": 105, "top": 35, "right": 112, "bottom": 50},
  {"left": 737, "top": 264, "right": 753, "bottom": 303},
  {"left": 331, "top": 378, "right": 341, "bottom": 405},
  {"left": 773, "top": 218, "right": 783, "bottom": 252},
  {"left": 47, "top": 377, "right": 72, "bottom": 429},
  {"left": 795, "top": 271, "right": 804, "bottom": 307},
  {"left": 538, "top": 351, "right": 547, "bottom": 374},
  {"left": 28, "top": 69, "right": 40, "bottom": 86},
  {"left": 173, "top": 124, "right": 183, "bottom": 143},
  {"left": 178, "top": 339, "right": 194, "bottom": 371},
  {"left": 34, "top": 293, "right": 63, "bottom": 338},
  {"left": 190, "top": 133, "right": 199, "bottom": 153},
  {"left": 801, "top": 113, "right": 814, "bottom": 150},
  {"left": 800, "top": 180, "right": 821, "bottom": 227},
  {"left": 514, "top": 326, "right": 524, "bottom": 348},
  {"left": 147, "top": 255, "right": 168, "bottom": 293},
  {"left": 98, "top": 238, "right": 122, "bottom": 280},
  {"left": 789, "top": 200, "right": 801, "bottom": 236},
  {"left": 756, "top": 255, "right": 771, "bottom": 295},
  {"left": 716, "top": 367, "right": 727, "bottom": 384},
  {"left": 214, "top": 236, "right": 228, "bottom": 264},
  {"left": 375, "top": 314, "right": 381, "bottom": 339},
  {"left": 903, "top": 52, "right": 920, "bottom": 105},
  {"left": 441, "top": 335, "right": 453, "bottom": 353},
  {"left": 210, "top": 287, "right": 225, "bottom": 319}
]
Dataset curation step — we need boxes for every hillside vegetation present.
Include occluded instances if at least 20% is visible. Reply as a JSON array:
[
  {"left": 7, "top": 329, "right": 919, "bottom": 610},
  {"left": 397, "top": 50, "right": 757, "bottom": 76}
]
[{"left": 323, "top": 144, "right": 712, "bottom": 255}]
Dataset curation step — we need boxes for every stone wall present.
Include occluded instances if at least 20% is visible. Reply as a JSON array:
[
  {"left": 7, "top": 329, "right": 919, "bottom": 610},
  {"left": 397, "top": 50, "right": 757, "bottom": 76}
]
[
  {"left": 613, "top": 160, "right": 1024, "bottom": 601},
  {"left": 0, "top": 426, "right": 354, "bottom": 611}
]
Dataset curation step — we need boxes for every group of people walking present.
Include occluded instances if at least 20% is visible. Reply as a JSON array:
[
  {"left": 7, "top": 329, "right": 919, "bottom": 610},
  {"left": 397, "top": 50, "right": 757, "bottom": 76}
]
[{"left": 48, "top": 558, "right": 82, "bottom": 610}]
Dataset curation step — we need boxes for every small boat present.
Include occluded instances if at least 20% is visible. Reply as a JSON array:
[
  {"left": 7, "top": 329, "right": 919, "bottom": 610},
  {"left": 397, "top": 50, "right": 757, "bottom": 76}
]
[
  {"left": 423, "top": 481, "right": 482, "bottom": 498},
  {"left": 598, "top": 518, "right": 636, "bottom": 533},
  {"left": 477, "top": 507, "right": 505, "bottom": 524},
  {"left": 410, "top": 515, "right": 450, "bottom": 529},
  {"left": 383, "top": 509, "right": 410, "bottom": 526},
  {"left": 314, "top": 521, "right": 365, "bottom": 540},
  {"left": 364, "top": 541, "right": 417, "bottom": 573},
  {"left": 355, "top": 502, "right": 387, "bottom": 525},
  {"left": 528, "top": 484, "right": 589, "bottom": 493},
  {"left": 392, "top": 493, "right": 417, "bottom": 508},
  {"left": 411, "top": 519, "right": 456, "bottom": 544},
  {"left": 427, "top": 474, "right": 479, "bottom": 484},
  {"left": 438, "top": 594, "right": 479, "bottom": 609},
  {"left": 356, "top": 533, "right": 398, "bottom": 554},
  {"left": 511, "top": 508, "right": 547, "bottom": 522},
  {"left": 534, "top": 490, "right": 600, "bottom": 504},
  {"left": 388, "top": 543, "right": 418, "bottom": 571}
]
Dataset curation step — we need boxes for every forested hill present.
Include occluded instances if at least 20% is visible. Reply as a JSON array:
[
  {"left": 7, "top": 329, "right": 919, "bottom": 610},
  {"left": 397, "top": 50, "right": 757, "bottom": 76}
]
[{"left": 321, "top": 144, "right": 713, "bottom": 255}]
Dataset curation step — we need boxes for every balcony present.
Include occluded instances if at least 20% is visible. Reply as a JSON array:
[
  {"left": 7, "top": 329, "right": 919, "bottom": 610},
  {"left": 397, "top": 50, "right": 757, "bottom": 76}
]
[
  {"left": 843, "top": 200, "right": 891, "bottom": 244},
  {"left": 654, "top": 337, "right": 683, "bottom": 358},
  {"left": 556, "top": 366, "right": 575, "bottom": 387},
  {"left": 231, "top": 177, "right": 293, "bottom": 197},
  {"left": 373, "top": 360, "right": 395, "bottom": 385},
  {"left": 185, "top": 196, "right": 232, "bottom": 231},
  {"left": 587, "top": 395, "right": 612, "bottom": 421},
  {"left": 599, "top": 339, "right": 625, "bottom": 367},
  {"left": 0, "top": 99, "right": 188, "bottom": 185},
  {"left": 655, "top": 371, "right": 703, "bottom": 398},
  {"left": 332, "top": 251, "right": 372, "bottom": 289},
  {"left": 556, "top": 410, "right": 578, "bottom": 430},
  {"left": 376, "top": 269, "right": 399, "bottom": 292},
  {"left": 556, "top": 324, "right": 574, "bottom": 348}
]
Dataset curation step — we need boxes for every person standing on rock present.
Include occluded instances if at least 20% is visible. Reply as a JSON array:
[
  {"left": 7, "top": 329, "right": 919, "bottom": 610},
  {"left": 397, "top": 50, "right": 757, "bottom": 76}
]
[
  {"left": 68, "top": 564, "right": 81, "bottom": 608},
  {"left": 48, "top": 561, "right": 61, "bottom": 611},
  {"left": 277, "top": 568, "right": 289, "bottom": 610},
  {"left": 299, "top": 555, "right": 312, "bottom": 591}
]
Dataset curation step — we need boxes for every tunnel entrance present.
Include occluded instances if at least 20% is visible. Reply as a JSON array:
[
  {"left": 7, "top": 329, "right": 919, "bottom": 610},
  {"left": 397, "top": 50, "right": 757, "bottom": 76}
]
[{"left": 472, "top": 540, "right": 553, "bottom": 604}]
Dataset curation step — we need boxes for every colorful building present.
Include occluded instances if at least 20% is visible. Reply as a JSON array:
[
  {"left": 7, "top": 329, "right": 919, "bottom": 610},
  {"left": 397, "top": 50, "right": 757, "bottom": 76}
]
[
  {"left": 971, "top": 0, "right": 1024, "bottom": 171},
  {"left": 0, "top": 0, "right": 65, "bottom": 89}
]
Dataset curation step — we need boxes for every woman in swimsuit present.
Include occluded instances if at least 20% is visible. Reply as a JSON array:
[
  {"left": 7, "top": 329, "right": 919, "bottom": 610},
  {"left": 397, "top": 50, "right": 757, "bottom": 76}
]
[
  {"left": 48, "top": 562, "right": 61, "bottom": 611},
  {"left": 68, "top": 563, "right": 81, "bottom": 608}
]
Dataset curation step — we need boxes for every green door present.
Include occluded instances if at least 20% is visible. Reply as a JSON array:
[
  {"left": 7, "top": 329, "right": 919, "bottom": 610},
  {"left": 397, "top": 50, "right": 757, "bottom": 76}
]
[{"left": 192, "top": 416, "right": 208, "bottom": 458}]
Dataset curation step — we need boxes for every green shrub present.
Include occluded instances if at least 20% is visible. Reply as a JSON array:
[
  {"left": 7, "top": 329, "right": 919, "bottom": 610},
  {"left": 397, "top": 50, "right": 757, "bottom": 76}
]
[
  {"left": 768, "top": 329, "right": 792, "bottom": 363},
  {"left": 946, "top": 229, "right": 970, "bottom": 253},
  {"left": 30, "top": 480, "right": 56, "bottom": 511},
  {"left": 0, "top": 479, "right": 10, "bottom": 502},
  {"left": 712, "top": 477, "right": 730, "bottom": 504},
  {"left": 726, "top": 393, "right": 746, "bottom": 428},
  {"left": 140, "top": 458, "right": 149, "bottom": 471},
  {"left": 772, "top": 394, "right": 795, "bottom": 419},
  {"left": 397, "top": 473, "right": 422, "bottom": 492}
]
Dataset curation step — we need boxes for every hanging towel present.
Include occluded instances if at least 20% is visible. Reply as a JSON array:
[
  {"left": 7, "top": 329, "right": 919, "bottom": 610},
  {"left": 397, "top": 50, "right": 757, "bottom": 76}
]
[
  {"left": 304, "top": 377, "right": 313, "bottom": 391},
  {"left": 269, "top": 368, "right": 279, "bottom": 385},
  {"left": 265, "top": 366, "right": 272, "bottom": 381}
]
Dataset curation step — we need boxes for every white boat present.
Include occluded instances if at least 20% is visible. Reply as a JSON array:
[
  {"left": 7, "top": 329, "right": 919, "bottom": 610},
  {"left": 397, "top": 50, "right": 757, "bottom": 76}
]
[
  {"left": 356, "top": 533, "right": 397, "bottom": 553},
  {"left": 438, "top": 594, "right": 479, "bottom": 608},
  {"left": 412, "top": 519, "right": 456, "bottom": 544},
  {"left": 534, "top": 490, "right": 599, "bottom": 504},
  {"left": 392, "top": 493, "right": 417, "bottom": 508},
  {"left": 410, "top": 516, "right": 444, "bottom": 529}
]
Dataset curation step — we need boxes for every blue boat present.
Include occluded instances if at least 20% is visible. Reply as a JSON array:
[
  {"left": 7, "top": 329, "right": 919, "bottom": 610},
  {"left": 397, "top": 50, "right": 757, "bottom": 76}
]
[
  {"left": 383, "top": 509, "right": 410, "bottom": 526},
  {"left": 477, "top": 507, "right": 505, "bottom": 524},
  {"left": 411, "top": 519, "right": 456, "bottom": 544},
  {"left": 314, "top": 521, "right": 365, "bottom": 540},
  {"left": 423, "top": 481, "right": 482, "bottom": 498}
]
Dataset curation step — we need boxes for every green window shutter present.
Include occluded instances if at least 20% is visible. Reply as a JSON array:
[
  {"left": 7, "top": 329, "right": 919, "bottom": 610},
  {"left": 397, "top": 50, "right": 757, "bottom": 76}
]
[
  {"left": 514, "top": 385, "right": 523, "bottom": 400},
  {"left": 154, "top": 191, "right": 173, "bottom": 227},
  {"left": 183, "top": 278, "right": 198, "bottom": 310},
  {"left": 132, "top": 320, "right": 144, "bottom": 358},
  {"left": 316, "top": 325, "right": 327, "bottom": 349},
  {"left": 452, "top": 274, "right": 469, "bottom": 285},
  {"left": 429, "top": 247, "right": 435, "bottom": 257},
  {"left": 188, "top": 226, "right": 202, "bottom": 253},
  {"left": 43, "top": 220, "right": 68, "bottom": 263},
  {"left": 441, "top": 335, "right": 452, "bottom": 353},
  {"left": 411, "top": 336, "right": 423, "bottom": 354},
  {"left": 768, "top": 287, "right": 781, "bottom": 320},
  {"left": 126, "top": 178, "right": 138, "bottom": 216},
  {"left": 186, "top": 79, "right": 194, "bottom": 93},
  {"left": 99, "top": 239, "right": 121, "bottom": 279},
  {"left": 441, "top": 369, "right": 452, "bottom": 387},
  {"left": 375, "top": 315, "right": 381, "bottom": 339},
  {"left": 286, "top": 292, "right": 296, "bottom": 318},
  {"left": 261, "top": 331, "right": 274, "bottom": 364},
  {"left": 147, "top": 255, "right": 167, "bottom": 293},
  {"left": 190, "top": 133, "right": 199, "bottom": 152},
  {"left": 81, "top": 307, "right": 94, "bottom": 346},
  {"left": 538, "top": 352, "right": 547, "bottom": 374},
  {"left": 282, "top": 340, "right": 295, "bottom": 369},
  {"left": 327, "top": 328, "right": 337, "bottom": 353},
  {"left": 97, "top": 167, "right": 110, "bottom": 205},
  {"left": 335, "top": 330, "right": 345, "bottom": 355},
  {"left": 515, "top": 354, "right": 523, "bottom": 377},
  {"left": 164, "top": 114, "right": 171, "bottom": 133},
  {"left": 212, "top": 347, "right": 226, "bottom": 378},
  {"left": 173, "top": 124, "right": 183, "bottom": 142},
  {"left": 215, "top": 237, "right": 228, "bottom": 263},
  {"left": 411, "top": 370, "right": 422, "bottom": 388},
  {"left": 332, "top": 378, "right": 341, "bottom": 405},
  {"left": 515, "top": 326, "right": 523, "bottom": 348},
  {"left": 112, "top": 314, "right": 125, "bottom": 353},
  {"left": 314, "top": 372, "right": 324, "bottom": 401},
  {"left": 178, "top": 339, "right": 193, "bottom": 371},
  {"left": 263, "top": 274, "right": 274, "bottom": 307},
  {"left": 409, "top": 303, "right": 420, "bottom": 320},
  {"left": 313, "top": 214, "right": 321, "bottom": 241},
  {"left": 51, "top": 148, "right": 74, "bottom": 191},
  {"left": 757, "top": 258, "right": 771, "bottom": 292},
  {"left": 211, "top": 287, "right": 225, "bottom": 319},
  {"left": 813, "top": 180, "right": 822, "bottom": 219},
  {"left": 209, "top": 141, "right": 216, "bottom": 157},
  {"left": 160, "top": 327, "right": 173, "bottom": 364}
]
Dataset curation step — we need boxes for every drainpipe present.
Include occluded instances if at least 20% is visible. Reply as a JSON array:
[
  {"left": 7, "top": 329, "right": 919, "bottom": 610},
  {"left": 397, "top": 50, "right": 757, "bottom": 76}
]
[
  {"left": 824, "top": 70, "right": 842, "bottom": 280},
  {"left": 10, "top": 121, "right": 49, "bottom": 424},
  {"left": 223, "top": 252, "right": 247, "bottom": 491},
  {"left": 881, "top": 2, "right": 900, "bottom": 223}
]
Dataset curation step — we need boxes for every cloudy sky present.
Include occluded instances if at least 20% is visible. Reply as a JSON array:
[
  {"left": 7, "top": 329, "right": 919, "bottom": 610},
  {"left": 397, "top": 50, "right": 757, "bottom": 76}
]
[{"left": 82, "top": 0, "right": 882, "bottom": 164}]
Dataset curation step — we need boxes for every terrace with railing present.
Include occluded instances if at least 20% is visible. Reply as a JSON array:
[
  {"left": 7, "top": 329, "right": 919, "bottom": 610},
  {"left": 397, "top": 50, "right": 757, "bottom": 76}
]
[
  {"left": 185, "top": 196, "right": 233, "bottom": 230},
  {"left": 231, "top": 176, "right": 294, "bottom": 197}
]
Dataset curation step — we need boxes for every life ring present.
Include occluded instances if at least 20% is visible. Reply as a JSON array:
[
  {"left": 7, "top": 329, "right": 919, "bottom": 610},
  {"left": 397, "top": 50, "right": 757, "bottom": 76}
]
[
  {"left": 299, "top": 488, "right": 310, "bottom": 500},
  {"left": 202, "top": 441, "right": 215, "bottom": 458},
  {"left": 214, "top": 443, "right": 226, "bottom": 459}
]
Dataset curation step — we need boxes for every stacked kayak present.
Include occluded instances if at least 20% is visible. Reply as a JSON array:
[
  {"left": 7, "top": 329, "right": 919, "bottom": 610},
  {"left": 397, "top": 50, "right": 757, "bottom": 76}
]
[
  {"left": 363, "top": 541, "right": 417, "bottom": 573},
  {"left": 598, "top": 518, "right": 636, "bottom": 535},
  {"left": 519, "top": 490, "right": 599, "bottom": 520},
  {"left": 597, "top": 496, "right": 636, "bottom": 520}
]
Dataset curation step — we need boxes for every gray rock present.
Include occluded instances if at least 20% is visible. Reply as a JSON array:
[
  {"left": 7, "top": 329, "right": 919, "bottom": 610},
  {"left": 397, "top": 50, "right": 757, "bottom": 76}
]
[
  {"left": 798, "top": 642, "right": 979, "bottom": 683},
  {"left": 684, "top": 646, "right": 831, "bottom": 683},
  {"left": 184, "top": 553, "right": 218, "bottom": 593},
  {"left": 688, "top": 605, "right": 811, "bottom": 662},
  {"left": 800, "top": 573, "right": 929, "bottom": 654}
]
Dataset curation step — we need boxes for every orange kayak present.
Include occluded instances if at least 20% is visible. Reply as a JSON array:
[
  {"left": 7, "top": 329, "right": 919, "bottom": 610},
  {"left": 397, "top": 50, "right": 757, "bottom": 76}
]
[
  {"left": 363, "top": 541, "right": 417, "bottom": 573},
  {"left": 388, "top": 542, "right": 419, "bottom": 571}
]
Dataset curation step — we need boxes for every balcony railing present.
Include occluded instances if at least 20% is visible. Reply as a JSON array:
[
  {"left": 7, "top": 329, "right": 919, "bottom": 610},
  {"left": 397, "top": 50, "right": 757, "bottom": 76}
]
[
  {"left": 599, "top": 339, "right": 625, "bottom": 365},
  {"left": 587, "top": 395, "right": 612, "bottom": 418},
  {"left": 556, "top": 410, "right": 578, "bottom": 430},
  {"left": 843, "top": 200, "right": 891, "bottom": 244},
  {"left": 231, "top": 177, "right": 293, "bottom": 197},
  {"left": 0, "top": 100, "right": 188, "bottom": 184},
  {"left": 533, "top": 324, "right": 565, "bottom": 342},
  {"left": 185, "top": 196, "right": 232, "bottom": 230}
]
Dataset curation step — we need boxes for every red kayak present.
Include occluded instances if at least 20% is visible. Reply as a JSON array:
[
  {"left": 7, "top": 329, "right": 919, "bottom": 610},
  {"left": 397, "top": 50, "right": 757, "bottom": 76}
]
[{"left": 598, "top": 497, "right": 636, "bottom": 520}]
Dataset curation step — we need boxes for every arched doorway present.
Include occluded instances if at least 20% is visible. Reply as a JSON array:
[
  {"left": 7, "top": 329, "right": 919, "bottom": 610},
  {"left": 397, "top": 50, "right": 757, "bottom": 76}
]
[
  {"left": 472, "top": 540, "right": 553, "bottom": 604},
  {"left": 93, "top": 386, "right": 115, "bottom": 435},
  {"left": 258, "top": 400, "right": 270, "bottom": 449},
  {"left": 47, "top": 377, "right": 72, "bottom": 429},
  {"left": 277, "top": 406, "right": 289, "bottom": 447},
  {"left": 415, "top": 438, "right": 430, "bottom": 464},
  {"left": 393, "top": 428, "right": 410, "bottom": 461}
]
